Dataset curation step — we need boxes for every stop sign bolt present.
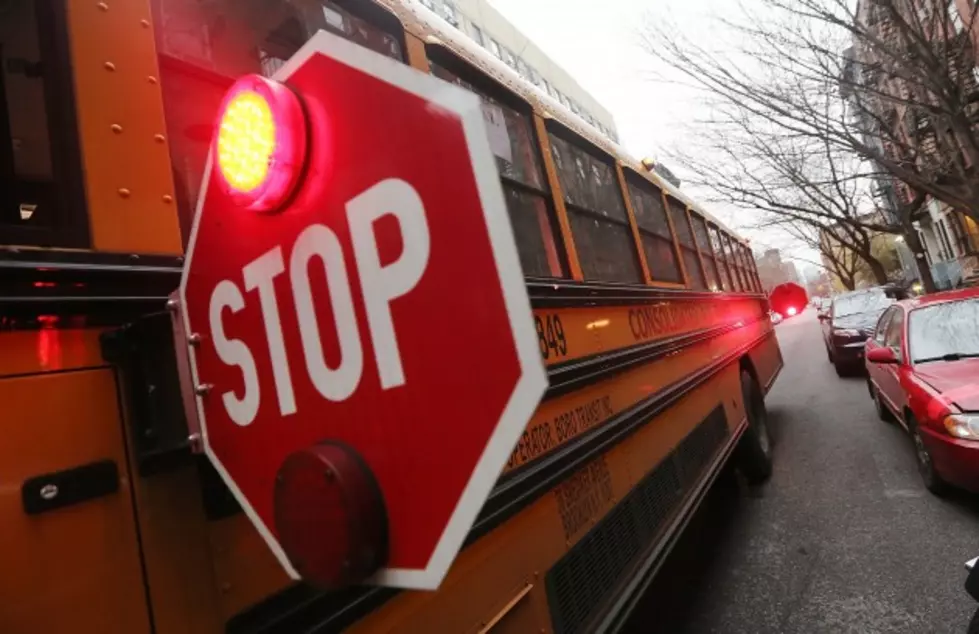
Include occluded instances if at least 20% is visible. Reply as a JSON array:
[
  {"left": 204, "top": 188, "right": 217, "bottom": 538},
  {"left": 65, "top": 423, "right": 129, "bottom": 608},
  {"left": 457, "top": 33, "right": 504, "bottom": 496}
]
[
  {"left": 195, "top": 383, "right": 213, "bottom": 396},
  {"left": 188, "top": 333, "right": 202, "bottom": 346}
]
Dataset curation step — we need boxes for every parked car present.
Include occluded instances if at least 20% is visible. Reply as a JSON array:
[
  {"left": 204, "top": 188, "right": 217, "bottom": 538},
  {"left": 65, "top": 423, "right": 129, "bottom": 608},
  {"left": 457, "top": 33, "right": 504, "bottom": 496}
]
[
  {"left": 820, "top": 286, "right": 908, "bottom": 376},
  {"left": 865, "top": 288, "right": 979, "bottom": 494}
]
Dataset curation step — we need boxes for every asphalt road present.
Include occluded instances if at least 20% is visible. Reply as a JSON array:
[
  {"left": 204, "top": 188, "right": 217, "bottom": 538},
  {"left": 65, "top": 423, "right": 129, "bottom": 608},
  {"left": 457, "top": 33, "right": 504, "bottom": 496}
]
[{"left": 626, "top": 307, "right": 979, "bottom": 634}]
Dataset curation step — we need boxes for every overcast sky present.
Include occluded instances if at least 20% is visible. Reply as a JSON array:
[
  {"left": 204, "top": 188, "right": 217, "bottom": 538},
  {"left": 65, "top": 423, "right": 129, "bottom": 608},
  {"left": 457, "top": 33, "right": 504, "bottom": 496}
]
[{"left": 487, "top": 0, "right": 821, "bottom": 273}]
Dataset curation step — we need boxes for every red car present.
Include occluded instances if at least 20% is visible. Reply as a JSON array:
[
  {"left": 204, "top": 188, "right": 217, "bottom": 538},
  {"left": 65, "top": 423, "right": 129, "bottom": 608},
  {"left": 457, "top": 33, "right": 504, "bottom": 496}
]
[{"left": 865, "top": 287, "right": 979, "bottom": 494}]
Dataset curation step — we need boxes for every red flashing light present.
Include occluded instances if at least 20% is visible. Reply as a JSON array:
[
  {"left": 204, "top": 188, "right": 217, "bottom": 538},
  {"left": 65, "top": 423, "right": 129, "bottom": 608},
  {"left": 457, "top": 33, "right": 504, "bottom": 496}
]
[
  {"left": 215, "top": 74, "right": 307, "bottom": 213},
  {"left": 274, "top": 442, "right": 387, "bottom": 589},
  {"left": 787, "top": 306, "right": 798, "bottom": 316}
]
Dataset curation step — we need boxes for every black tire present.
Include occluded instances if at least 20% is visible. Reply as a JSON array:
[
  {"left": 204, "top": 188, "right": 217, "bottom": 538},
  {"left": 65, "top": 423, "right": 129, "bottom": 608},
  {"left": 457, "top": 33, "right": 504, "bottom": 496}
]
[
  {"left": 735, "top": 369, "right": 773, "bottom": 485},
  {"left": 871, "top": 384, "right": 893, "bottom": 423},
  {"left": 908, "top": 416, "right": 946, "bottom": 495},
  {"left": 834, "top": 360, "right": 847, "bottom": 377},
  {"left": 968, "top": 606, "right": 979, "bottom": 634}
]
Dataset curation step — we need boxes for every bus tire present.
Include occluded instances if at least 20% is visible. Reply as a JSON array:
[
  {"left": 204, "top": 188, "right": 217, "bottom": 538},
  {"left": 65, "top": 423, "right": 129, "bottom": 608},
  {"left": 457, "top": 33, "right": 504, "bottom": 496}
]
[{"left": 735, "top": 369, "right": 773, "bottom": 485}]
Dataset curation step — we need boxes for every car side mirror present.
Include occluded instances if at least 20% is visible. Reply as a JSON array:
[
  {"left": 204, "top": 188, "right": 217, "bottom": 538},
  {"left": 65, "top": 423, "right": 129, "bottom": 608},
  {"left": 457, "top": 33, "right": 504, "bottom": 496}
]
[{"left": 867, "top": 346, "right": 898, "bottom": 364}]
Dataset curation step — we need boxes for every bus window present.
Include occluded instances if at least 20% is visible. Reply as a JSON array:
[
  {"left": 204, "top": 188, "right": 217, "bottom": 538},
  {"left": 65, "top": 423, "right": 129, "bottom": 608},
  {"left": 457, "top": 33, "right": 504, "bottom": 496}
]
[
  {"left": 667, "top": 197, "right": 706, "bottom": 289},
  {"left": 547, "top": 130, "right": 642, "bottom": 283},
  {"left": 625, "top": 174, "right": 682, "bottom": 284},
  {"left": 0, "top": 1, "right": 84, "bottom": 246},
  {"left": 708, "top": 224, "right": 733, "bottom": 290},
  {"left": 721, "top": 233, "right": 744, "bottom": 291},
  {"left": 689, "top": 212, "right": 720, "bottom": 290},
  {"left": 430, "top": 59, "right": 564, "bottom": 278},
  {"left": 741, "top": 244, "right": 761, "bottom": 291},
  {"left": 150, "top": 0, "right": 405, "bottom": 243}
]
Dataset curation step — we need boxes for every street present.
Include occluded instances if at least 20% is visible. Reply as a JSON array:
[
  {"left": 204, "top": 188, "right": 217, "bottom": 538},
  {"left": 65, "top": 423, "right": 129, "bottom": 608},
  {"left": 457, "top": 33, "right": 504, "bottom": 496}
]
[{"left": 627, "top": 308, "right": 979, "bottom": 634}]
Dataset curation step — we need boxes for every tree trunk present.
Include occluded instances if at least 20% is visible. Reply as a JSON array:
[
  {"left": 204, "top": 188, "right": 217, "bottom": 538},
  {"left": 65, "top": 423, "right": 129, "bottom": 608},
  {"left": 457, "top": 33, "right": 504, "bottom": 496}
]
[
  {"left": 865, "top": 256, "right": 890, "bottom": 286},
  {"left": 903, "top": 228, "right": 937, "bottom": 293}
]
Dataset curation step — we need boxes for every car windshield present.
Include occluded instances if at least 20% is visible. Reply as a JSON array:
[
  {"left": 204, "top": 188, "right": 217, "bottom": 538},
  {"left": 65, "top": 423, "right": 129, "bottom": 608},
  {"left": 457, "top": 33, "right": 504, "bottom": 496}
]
[
  {"left": 833, "top": 290, "right": 894, "bottom": 318},
  {"left": 909, "top": 299, "right": 979, "bottom": 363}
]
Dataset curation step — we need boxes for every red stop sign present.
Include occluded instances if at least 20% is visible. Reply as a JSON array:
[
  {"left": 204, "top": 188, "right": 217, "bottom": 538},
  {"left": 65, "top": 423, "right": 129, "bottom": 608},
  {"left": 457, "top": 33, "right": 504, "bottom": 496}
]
[{"left": 179, "top": 33, "right": 546, "bottom": 590}]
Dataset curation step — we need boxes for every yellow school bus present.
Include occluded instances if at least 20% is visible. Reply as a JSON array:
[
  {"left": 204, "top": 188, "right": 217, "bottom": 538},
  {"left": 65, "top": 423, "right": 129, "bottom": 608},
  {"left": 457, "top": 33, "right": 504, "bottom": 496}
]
[{"left": 0, "top": 1, "right": 781, "bottom": 632}]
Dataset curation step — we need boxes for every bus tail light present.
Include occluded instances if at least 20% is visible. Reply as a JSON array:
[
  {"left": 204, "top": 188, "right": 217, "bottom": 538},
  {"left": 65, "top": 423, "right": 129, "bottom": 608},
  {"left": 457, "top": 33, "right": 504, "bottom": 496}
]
[{"left": 215, "top": 74, "right": 307, "bottom": 213}]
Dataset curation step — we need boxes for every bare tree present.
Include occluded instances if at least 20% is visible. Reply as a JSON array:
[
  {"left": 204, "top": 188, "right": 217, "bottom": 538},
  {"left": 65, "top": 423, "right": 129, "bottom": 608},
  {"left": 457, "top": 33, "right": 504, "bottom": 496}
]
[{"left": 641, "top": 0, "right": 979, "bottom": 282}]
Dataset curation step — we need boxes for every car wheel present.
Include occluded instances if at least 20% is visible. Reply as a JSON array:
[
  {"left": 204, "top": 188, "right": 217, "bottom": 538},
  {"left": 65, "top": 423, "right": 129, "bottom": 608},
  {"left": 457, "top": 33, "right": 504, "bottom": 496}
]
[
  {"left": 909, "top": 417, "right": 946, "bottom": 495},
  {"left": 871, "top": 384, "right": 893, "bottom": 423},
  {"left": 735, "top": 369, "right": 773, "bottom": 485},
  {"left": 834, "top": 360, "right": 847, "bottom": 377}
]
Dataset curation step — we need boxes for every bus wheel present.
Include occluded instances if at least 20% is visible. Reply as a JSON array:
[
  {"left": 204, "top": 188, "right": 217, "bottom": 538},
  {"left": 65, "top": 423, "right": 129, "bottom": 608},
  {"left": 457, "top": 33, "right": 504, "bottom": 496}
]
[{"left": 735, "top": 369, "right": 773, "bottom": 485}]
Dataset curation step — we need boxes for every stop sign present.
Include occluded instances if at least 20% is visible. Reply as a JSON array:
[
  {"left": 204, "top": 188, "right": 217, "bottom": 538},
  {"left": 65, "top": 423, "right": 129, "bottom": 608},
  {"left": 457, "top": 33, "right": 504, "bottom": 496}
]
[{"left": 179, "top": 32, "right": 546, "bottom": 590}]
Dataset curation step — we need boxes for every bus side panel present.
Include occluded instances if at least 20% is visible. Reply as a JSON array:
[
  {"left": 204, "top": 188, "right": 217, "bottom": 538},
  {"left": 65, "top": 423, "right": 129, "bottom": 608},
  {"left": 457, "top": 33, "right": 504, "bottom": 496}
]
[
  {"left": 0, "top": 328, "right": 106, "bottom": 378},
  {"left": 747, "top": 328, "right": 783, "bottom": 393},
  {"left": 346, "top": 365, "right": 741, "bottom": 634},
  {"left": 65, "top": 0, "right": 182, "bottom": 255},
  {"left": 126, "top": 464, "right": 225, "bottom": 634},
  {"left": 0, "top": 360, "right": 151, "bottom": 633}
]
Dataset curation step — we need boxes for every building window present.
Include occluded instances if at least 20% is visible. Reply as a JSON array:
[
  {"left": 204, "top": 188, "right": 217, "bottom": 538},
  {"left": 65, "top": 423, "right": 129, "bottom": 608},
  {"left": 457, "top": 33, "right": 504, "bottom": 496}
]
[
  {"left": 432, "top": 63, "right": 565, "bottom": 278},
  {"left": 918, "top": 230, "right": 934, "bottom": 266},
  {"left": 626, "top": 176, "right": 683, "bottom": 283},
  {"left": 516, "top": 58, "right": 532, "bottom": 80},
  {"left": 441, "top": 1, "right": 459, "bottom": 26},
  {"left": 502, "top": 48, "right": 516, "bottom": 68},
  {"left": 542, "top": 79, "right": 552, "bottom": 95},
  {"left": 548, "top": 131, "right": 643, "bottom": 283},
  {"left": 937, "top": 217, "right": 957, "bottom": 260},
  {"left": 471, "top": 24, "right": 484, "bottom": 46},
  {"left": 488, "top": 38, "right": 501, "bottom": 58}
]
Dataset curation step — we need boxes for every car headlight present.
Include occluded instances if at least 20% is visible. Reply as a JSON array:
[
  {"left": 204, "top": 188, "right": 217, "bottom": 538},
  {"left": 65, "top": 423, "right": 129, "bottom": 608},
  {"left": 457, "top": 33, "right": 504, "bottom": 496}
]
[
  {"left": 944, "top": 414, "right": 979, "bottom": 439},
  {"left": 833, "top": 328, "right": 862, "bottom": 337}
]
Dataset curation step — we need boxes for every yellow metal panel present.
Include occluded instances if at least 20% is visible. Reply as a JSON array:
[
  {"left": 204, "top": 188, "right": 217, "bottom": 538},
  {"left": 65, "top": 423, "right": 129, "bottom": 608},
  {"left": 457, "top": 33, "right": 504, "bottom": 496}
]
[
  {"left": 65, "top": 0, "right": 182, "bottom": 255},
  {"left": 534, "top": 115, "right": 582, "bottom": 280},
  {"left": 128, "top": 466, "right": 224, "bottom": 634},
  {"left": 506, "top": 319, "right": 770, "bottom": 473},
  {"left": 0, "top": 369, "right": 150, "bottom": 633},
  {"left": 533, "top": 298, "right": 764, "bottom": 367},
  {"left": 0, "top": 329, "right": 106, "bottom": 378},
  {"left": 348, "top": 365, "right": 743, "bottom": 634}
]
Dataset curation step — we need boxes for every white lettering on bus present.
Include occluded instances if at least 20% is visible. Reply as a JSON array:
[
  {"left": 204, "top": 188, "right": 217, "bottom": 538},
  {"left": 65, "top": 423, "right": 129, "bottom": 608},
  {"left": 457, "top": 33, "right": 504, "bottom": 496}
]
[{"left": 206, "top": 178, "right": 430, "bottom": 423}]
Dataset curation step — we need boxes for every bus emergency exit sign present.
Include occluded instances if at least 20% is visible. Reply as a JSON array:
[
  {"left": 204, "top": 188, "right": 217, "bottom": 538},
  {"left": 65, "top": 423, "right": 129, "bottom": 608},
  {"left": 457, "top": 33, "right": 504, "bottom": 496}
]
[{"left": 178, "top": 31, "right": 546, "bottom": 591}]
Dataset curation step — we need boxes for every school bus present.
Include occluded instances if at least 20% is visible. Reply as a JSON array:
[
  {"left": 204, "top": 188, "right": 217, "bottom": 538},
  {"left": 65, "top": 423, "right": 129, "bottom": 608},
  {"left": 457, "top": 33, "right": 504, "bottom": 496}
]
[{"left": 0, "top": 0, "right": 782, "bottom": 632}]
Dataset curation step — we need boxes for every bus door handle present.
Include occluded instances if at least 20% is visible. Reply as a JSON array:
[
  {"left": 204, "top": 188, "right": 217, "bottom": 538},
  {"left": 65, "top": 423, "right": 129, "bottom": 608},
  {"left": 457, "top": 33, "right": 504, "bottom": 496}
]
[{"left": 21, "top": 459, "right": 119, "bottom": 515}]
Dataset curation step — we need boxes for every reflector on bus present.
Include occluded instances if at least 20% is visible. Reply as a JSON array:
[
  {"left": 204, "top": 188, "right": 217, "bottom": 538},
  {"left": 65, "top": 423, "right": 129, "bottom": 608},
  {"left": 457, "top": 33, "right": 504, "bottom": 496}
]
[{"left": 215, "top": 74, "right": 307, "bottom": 212}]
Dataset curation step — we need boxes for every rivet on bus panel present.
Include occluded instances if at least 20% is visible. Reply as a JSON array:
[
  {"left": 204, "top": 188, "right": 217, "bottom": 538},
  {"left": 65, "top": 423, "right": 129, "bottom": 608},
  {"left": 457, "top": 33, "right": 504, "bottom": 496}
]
[
  {"left": 140, "top": 19, "right": 150, "bottom": 28},
  {"left": 162, "top": 194, "right": 173, "bottom": 204},
  {"left": 118, "top": 188, "right": 130, "bottom": 198},
  {"left": 148, "top": 75, "right": 157, "bottom": 84},
  {"left": 104, "top": 61, "right": 116, "bottom": 71},
  {"left": 97, "top": 2, "right": 108, "bottom": 11},
  {"left": 110, "top": 124, "right": 122, "bottom": 134},
  {"left": 154, "top": 133, "right": 166, "bottom": 143}
]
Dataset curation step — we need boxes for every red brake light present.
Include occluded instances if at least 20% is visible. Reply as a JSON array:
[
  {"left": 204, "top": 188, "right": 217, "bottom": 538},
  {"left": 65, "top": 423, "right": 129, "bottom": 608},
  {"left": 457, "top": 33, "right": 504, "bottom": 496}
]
[{"left": 215, "top": 74, "right": 306, "bottom": 212}]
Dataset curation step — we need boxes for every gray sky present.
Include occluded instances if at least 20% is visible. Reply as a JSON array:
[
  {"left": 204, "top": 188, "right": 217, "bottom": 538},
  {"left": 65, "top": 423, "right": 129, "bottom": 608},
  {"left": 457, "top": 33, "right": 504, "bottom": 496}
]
[{"left": 488, "top": 0, "right": 820, "bottom": 269}]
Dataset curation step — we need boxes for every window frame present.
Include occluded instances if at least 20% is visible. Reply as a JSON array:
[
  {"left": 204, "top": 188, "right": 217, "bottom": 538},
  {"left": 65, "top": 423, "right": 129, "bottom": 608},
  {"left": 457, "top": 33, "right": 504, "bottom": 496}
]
[
  {"left": 428, "top": 45, "right": 566, "bottom": 279},
  {"left": 545, "top": 121, "right": 644, "bottom": 284},
  {"left": 665, "top": 195, "right": 706, "bottom": 290},
  {"left": 883, "top": 307, "right": 905, "bottom": 358},
  {"left": 874, "top": 307, "right": 896, "bottom": 345},
  {"left": 0, "top": 0, "right": 90, "bottom": 248},
  {"left": 720, "top": 233, "right": 744, "bottom": 292},
  {"left": 688, "top": 211, "right": 722, "bottom": 291},
  {"left": 622, "top": 168, "right": 685, "bottom": 287}
]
